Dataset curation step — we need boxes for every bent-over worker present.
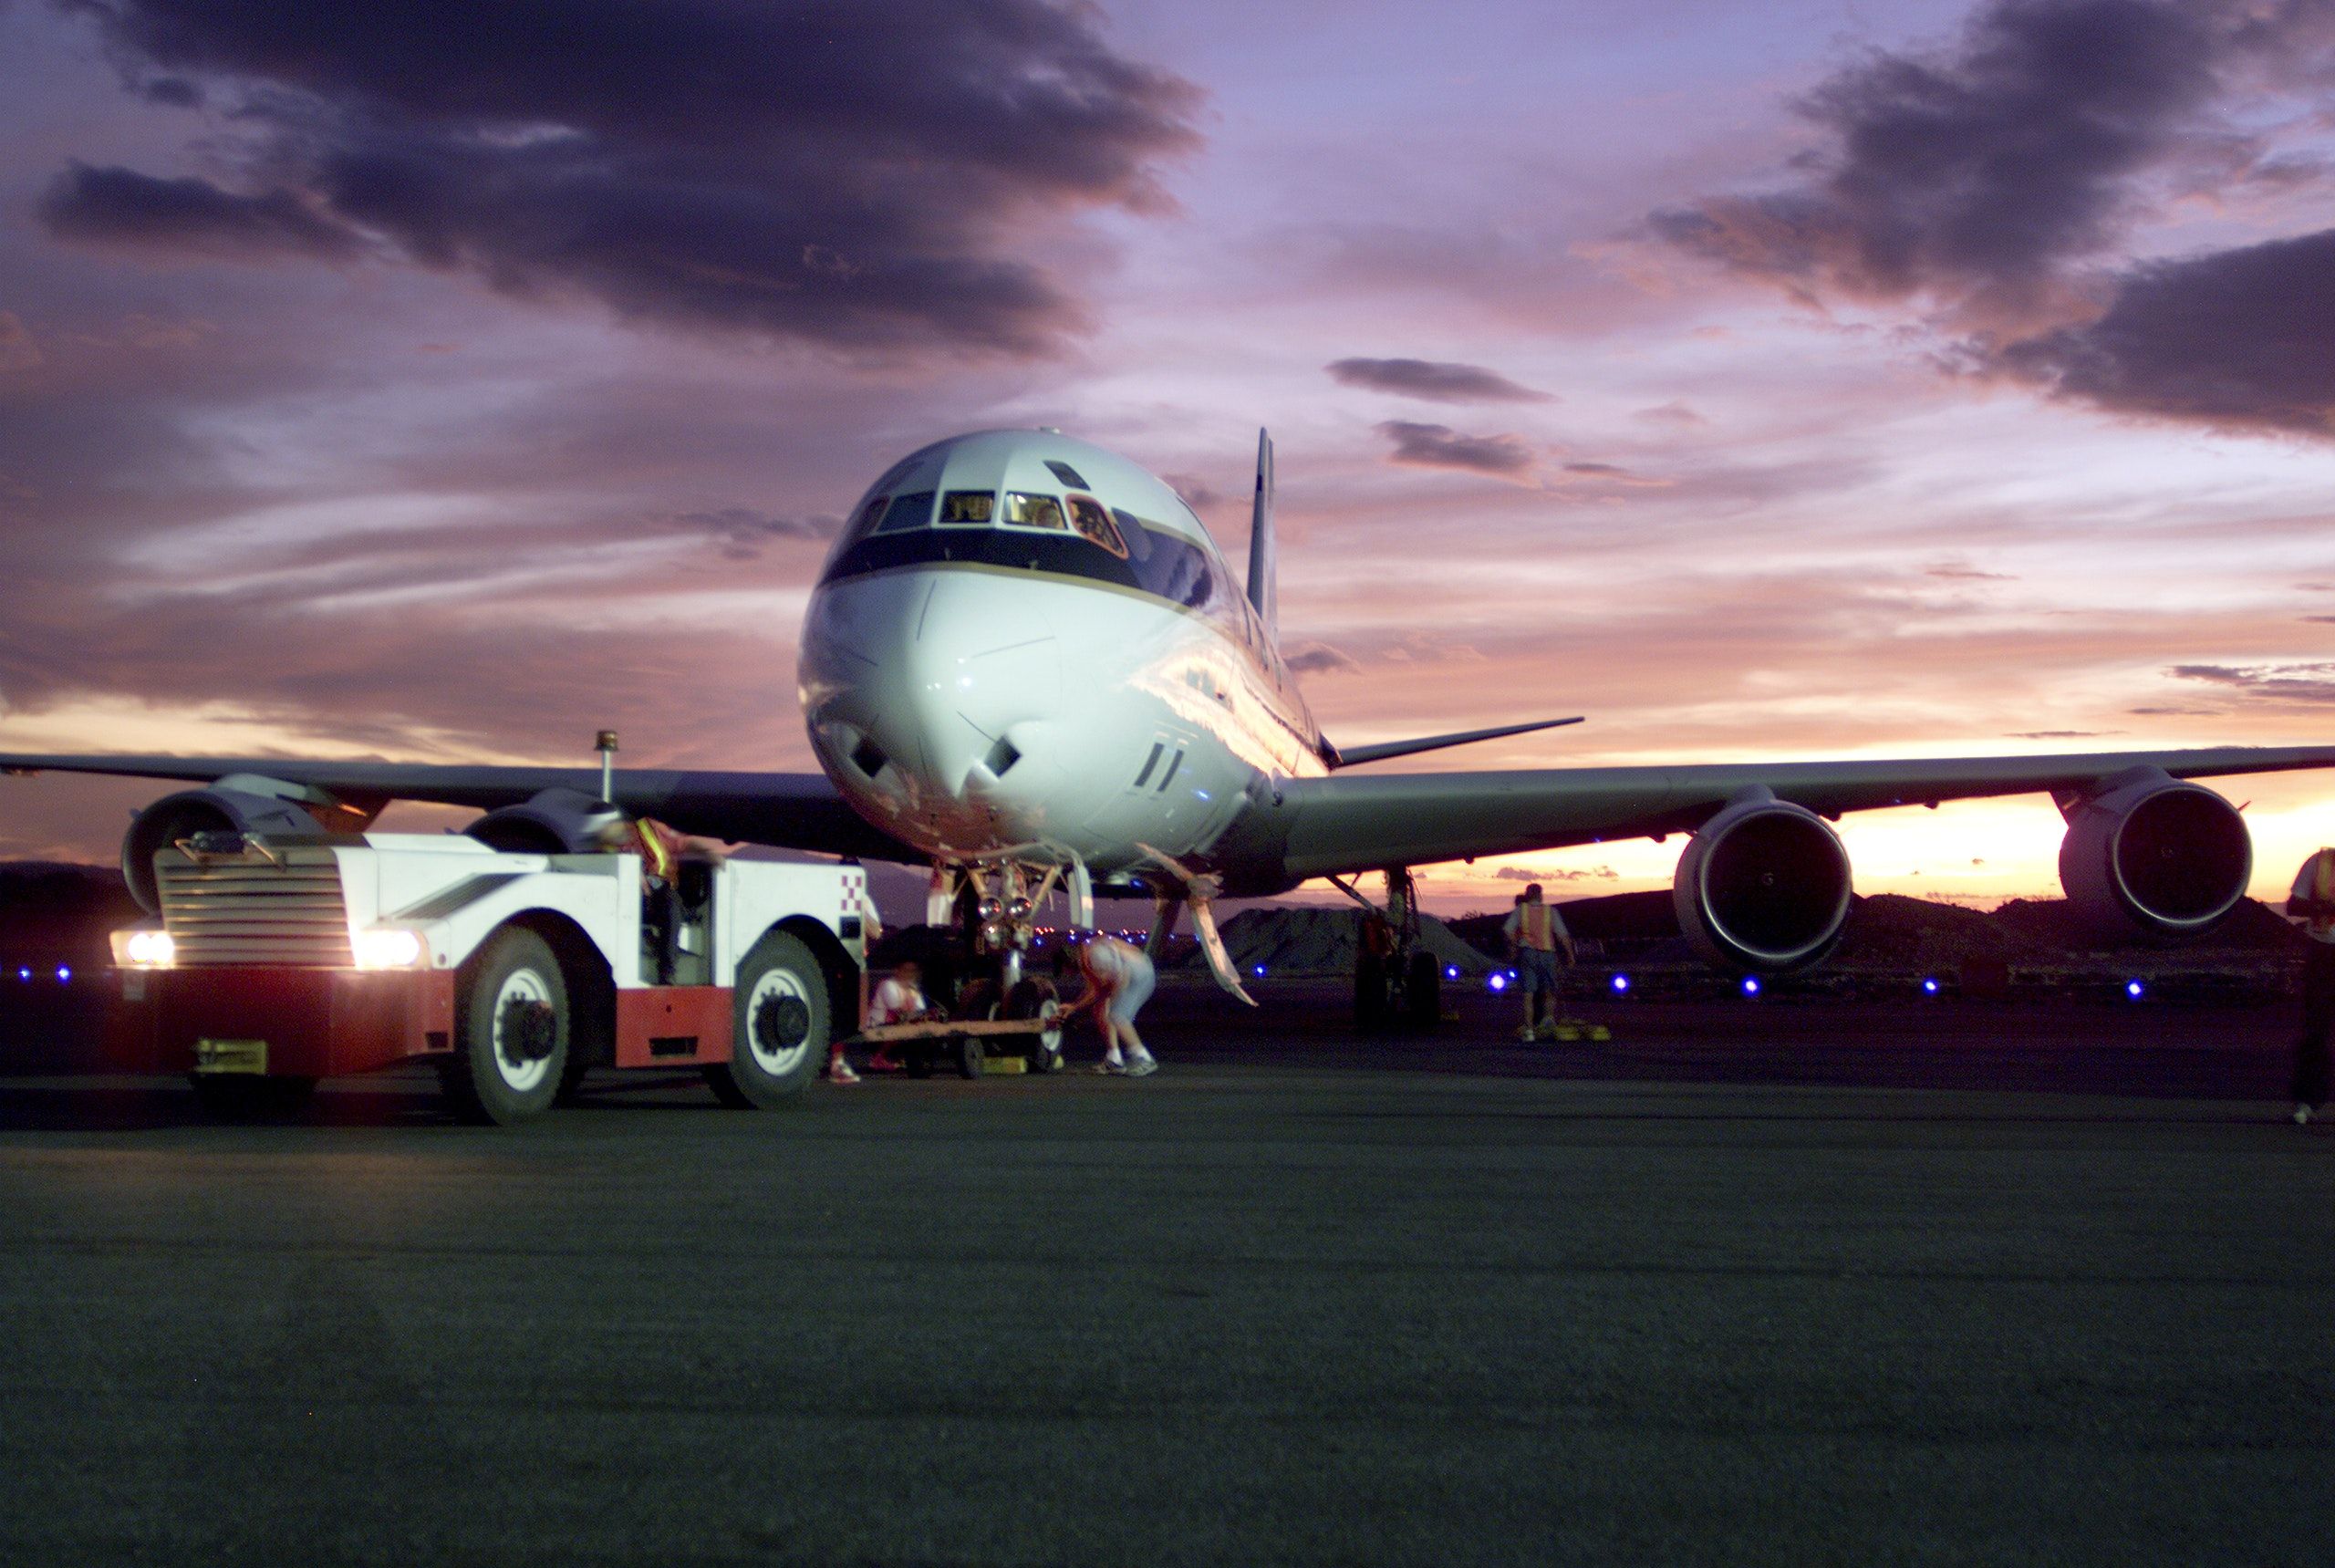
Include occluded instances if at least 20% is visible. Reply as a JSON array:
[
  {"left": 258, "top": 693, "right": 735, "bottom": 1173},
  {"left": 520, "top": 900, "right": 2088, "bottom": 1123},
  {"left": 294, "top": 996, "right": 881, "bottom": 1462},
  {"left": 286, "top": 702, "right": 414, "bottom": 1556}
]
[
  {"left": 1064, "top": 934, "right": 1158, "bottom": 1076},
  {"left": 861, "top": 958, "right": 945, "bottom": 1078}
]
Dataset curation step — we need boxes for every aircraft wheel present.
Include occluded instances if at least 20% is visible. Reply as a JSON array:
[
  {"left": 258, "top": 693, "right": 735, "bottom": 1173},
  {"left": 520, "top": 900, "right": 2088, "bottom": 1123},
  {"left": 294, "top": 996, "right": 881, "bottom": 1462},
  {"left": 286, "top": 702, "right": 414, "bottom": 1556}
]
[
  {"left": 444, "top": 927, "right": 568, "bottom": 1126},
  {"left": 706, "top": 929, "right": 828, "bottom": 1109},
  {"left": 187, "top": 1075, "right": 317, "bottom": 1121},
  {"left": 1007, "top": 979, "right": 1061, "bottom": 1071},
  {"left": 955, "top": 1033, "right": 986, "bottom": 1080}
]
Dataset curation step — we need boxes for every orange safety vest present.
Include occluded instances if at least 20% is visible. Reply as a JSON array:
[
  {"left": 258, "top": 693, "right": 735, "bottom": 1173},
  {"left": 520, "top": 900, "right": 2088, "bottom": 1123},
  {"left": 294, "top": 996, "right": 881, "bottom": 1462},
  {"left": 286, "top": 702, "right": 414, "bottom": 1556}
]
[
  {"left": 1518, "top": 901, "right": 1555, "bottom": 951},
  {"left": 632, "top": 818, "right": 680, "bottom": 885}
]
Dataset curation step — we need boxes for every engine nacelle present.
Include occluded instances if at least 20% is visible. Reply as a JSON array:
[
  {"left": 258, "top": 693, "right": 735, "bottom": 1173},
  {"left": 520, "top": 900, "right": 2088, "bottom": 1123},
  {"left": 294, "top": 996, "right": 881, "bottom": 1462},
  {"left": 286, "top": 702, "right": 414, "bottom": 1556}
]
[
  {"left": 1673, "top": 789, "right": 1853, "bottom": 973},
  {"left": 2058, "top": 768, "right": 2250, "bottom": 940},
  {"left": 121, "top": 781, "right": 333, "bottom": 912},
  {"left": 464, "top": 787, "right": 617, "bottom": 855}
]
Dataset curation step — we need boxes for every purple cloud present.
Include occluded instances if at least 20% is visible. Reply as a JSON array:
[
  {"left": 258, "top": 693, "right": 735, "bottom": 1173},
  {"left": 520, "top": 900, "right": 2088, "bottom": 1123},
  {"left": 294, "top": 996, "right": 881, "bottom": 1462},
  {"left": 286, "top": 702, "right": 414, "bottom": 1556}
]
[
  {"left": 1327, "top": 357, "right": 1553, "bottom": 403},
  {"left": 1375, "top": 421, "right": 1535, "bottom": 477}
]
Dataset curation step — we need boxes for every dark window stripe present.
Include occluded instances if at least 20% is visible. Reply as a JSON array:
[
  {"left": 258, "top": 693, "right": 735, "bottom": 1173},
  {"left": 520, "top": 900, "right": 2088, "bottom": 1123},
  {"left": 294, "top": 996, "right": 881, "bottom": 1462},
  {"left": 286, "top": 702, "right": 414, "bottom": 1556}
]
[
  {"left": 1132, "top": 742, "right": 1162, "bottom": 789},
  {"left": 1157, "top": 749, "right": 1183, "bottom": 792}
]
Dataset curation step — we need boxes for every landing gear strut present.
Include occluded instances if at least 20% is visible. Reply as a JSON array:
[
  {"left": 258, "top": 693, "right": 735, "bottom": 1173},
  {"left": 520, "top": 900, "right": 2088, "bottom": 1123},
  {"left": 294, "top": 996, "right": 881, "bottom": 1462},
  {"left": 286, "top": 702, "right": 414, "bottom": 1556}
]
[
  {"left": 929, "top": 858, "right": 1068, "bottom": 1069},
  {"left": 1338, "top": 867, "right": 1440, "bottom": 1033}
]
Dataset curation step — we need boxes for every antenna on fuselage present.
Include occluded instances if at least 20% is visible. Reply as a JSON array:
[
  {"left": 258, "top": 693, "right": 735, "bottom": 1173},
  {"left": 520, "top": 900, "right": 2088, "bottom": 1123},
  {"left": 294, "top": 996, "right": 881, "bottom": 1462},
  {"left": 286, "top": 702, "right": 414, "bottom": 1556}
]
[{"left": 1246, "top": 428, "right": 1277, "bottom": 639}]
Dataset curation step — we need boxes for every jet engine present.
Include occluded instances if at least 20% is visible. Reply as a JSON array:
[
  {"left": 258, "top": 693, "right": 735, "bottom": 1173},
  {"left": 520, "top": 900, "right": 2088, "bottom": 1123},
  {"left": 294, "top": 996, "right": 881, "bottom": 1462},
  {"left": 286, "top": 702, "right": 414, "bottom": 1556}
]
[
  {"left": 2058, "top": 767, "right": 2250, "bottom": 940},
  {"left": 464, "top": 787, "right": 618, "bottom": 854},
  {"left": 1673, "top": 788, "right": 1853, "bottom": 973},
  {"left": 120, "top": 777, "right": 339, "bottom": 912}
]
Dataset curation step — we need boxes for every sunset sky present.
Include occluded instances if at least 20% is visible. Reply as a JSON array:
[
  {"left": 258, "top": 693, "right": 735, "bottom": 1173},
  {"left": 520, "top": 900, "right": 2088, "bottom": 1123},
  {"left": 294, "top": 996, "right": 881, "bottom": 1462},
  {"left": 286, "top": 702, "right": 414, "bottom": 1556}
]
[{"left": 3, "top": 0, "right": 2334, "bottom": 913}]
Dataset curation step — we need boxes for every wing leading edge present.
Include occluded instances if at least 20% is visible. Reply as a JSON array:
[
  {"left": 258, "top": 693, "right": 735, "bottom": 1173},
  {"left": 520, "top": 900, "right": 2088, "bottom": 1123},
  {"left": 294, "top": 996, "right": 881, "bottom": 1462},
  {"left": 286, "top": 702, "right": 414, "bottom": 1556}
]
[
  {"left": 1265, "top": 745, "right": 2335, "bottom": 883},
  {"left": 0, "top": 753, "right": 918, "bottom": 863}
]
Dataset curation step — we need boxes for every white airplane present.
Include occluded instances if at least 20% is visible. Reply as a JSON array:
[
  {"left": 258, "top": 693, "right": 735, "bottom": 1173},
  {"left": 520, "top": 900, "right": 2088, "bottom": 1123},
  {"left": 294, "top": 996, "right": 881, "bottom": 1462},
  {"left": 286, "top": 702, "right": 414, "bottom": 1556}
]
[{"left": 7, "top": 426, "right": 2334, "bottom": 1016}]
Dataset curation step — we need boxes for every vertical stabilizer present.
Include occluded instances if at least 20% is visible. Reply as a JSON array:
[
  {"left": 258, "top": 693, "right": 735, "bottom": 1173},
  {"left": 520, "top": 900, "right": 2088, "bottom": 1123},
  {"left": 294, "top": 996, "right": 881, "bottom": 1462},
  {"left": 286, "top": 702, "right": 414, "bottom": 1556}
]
[{"left": 1246, "top": 427, "right": 1277, "bottom": 638}]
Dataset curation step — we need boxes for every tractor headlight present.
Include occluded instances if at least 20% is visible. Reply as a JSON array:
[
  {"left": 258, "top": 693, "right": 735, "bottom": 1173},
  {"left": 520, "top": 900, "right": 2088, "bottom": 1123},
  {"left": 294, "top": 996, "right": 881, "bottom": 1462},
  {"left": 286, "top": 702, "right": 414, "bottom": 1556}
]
[
  {"left": 353, "top": 927, "right": 426, "bottom": 970},
  {"left": 114, "top": 929, "right": 176, "bottom": 968}
]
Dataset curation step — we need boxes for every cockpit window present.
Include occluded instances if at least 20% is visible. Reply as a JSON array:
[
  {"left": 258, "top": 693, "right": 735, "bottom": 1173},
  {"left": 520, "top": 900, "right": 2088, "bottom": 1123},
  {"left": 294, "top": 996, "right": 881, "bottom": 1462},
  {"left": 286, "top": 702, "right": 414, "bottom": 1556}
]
[
  {"left": 1043, "top": 459, "right": 1090, "bottom": 489},
  {"left": 1002, "top": 492, "right": 1067, "bottom": 531},
  {"left": 846, "top": 494, "right": 888, "bottom": 541},
  {"left": 872, "top": 491, "right": 935, "bottom": 534},
  {"left": 1066, "top": 495, "right": 1127, "bottom": 557},
  {"left": 939, "top": 490, "right": 994, "bottom": 525}
]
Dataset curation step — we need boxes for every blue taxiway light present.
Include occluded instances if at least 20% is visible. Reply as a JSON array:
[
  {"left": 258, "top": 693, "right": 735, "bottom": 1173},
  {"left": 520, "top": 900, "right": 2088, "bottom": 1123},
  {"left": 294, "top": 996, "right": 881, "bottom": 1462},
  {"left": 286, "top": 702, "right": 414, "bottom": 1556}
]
[
  {"left": 16, "top": 967, "right": 29, "bottom": 982},
  {"left": 1741, "top": 976, "right": 1761, "bottom": 997},
  {"left": 1922, "top": 977, "right": 1941, "bottom": 994},
  {"left": 1251, "top": 964, "right": 1267, "bottom": 978},
  {"left": 1488, "top": 972, "right": 1509, "bottom": 992},
  {"left": 1610, "top": 973, "right": 1630, "bottom": 993},
  {"left": 2126, "top": 979, "right": 2145, "bottom": 1000},
  {"left": 1444, "top": 966, "right": 1460, "bottom": 981},
  {"left": 55, "top": 966, "right": 70, "bottom": 983}
]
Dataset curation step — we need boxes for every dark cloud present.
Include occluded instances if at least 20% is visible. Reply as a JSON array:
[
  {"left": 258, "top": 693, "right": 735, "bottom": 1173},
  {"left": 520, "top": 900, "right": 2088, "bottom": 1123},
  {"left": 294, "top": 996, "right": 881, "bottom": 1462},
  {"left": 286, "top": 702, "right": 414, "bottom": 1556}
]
[
  {"left": 1375, "top": 421, "right": 1535, "bottom": 477},
  {"left": 1651, "top": 0, "right": 2335, "bottom": 438},
  {"left": 39, "top": 164, "right": 359, "bottom": 259},
  {"left": 41, "top": 0, "right": 1202, "bottom": 356},
  {"left": 1994, "top": 227, "right": 2335, "bottom": 435},
  {"left": 2007, "top": 729, "right": 2120, "bottom": 738},
  {"left": 2169, "top": 660, "right": 2335, "bottom": 703},
  {"left": 1326, "top": 357, "right": 1553, "bottom": 403},
  {"left": 1633, "top": 401, "right": 1707, "bottom": 428},
  {"left": 1283, "top": 641, "right": 1362, "bottom": 677},
  {"left": 2127, "top": 704, "right": 2223, "bottom": 715},
  {"left": 1651, "top": 0, "right": 2246, "bottom": 322},
  {"left": 2305, "top": 615, "right": 2335, "bottom": 624},
  {"left": 1925, "top": 562, "right": 2014, "bottom": 580}
]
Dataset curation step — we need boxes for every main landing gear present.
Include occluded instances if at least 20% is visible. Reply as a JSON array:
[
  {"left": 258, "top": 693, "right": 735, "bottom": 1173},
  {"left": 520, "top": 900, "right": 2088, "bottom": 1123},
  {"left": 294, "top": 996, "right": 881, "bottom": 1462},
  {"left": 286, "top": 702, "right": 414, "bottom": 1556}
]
[{"left": 1337, "top": 867, "right": 1441, "bottom": 1033}]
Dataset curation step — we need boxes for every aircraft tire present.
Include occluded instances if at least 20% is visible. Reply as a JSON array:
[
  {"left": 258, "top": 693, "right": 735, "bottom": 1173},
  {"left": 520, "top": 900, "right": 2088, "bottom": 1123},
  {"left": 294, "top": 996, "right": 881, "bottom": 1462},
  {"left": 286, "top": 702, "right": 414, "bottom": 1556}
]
[
  {"left": 955, "top": 1033, "right": 986, "bottom": 1080},
  {"left": 1007, "top": 979, "right": 1061, "bottom": 1071},
  {"left": 705, "top": 929, "right": 828, "bottom": 1110},
  {"left": 444, "top": 926, "right": 569, "bottom": 1126}
]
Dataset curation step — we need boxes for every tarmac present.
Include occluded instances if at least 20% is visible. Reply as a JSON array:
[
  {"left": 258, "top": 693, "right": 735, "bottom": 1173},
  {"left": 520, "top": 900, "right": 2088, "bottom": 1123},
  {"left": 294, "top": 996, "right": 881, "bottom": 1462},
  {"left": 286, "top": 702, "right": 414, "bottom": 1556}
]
[{"left": 1, "top": 977, "right": 2330, "bottom": 1566}]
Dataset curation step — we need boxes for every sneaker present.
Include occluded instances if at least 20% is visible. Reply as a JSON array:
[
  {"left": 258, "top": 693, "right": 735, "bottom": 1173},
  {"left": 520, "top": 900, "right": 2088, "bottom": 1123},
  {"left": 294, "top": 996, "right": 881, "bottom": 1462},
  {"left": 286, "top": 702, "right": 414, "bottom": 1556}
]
[
  {"left": 827, "top": 1057, "right": 860, "bottom": 1085},
  {"left": 867, "top": 1050, "right": 901, "bottom": 1074},
  {"left": 1515, "top": 1025, "right": 1537, "bottom": 1042},
  {"left": 1124, "top": 1055, "right": 1158, "bottom": 1077},
  {"left": 1091, "top": 1057, "right": 1126, "bottom": 1075},
  {"left": 2297, "top": 1103, "right": 2316, "bottom": 1127}
]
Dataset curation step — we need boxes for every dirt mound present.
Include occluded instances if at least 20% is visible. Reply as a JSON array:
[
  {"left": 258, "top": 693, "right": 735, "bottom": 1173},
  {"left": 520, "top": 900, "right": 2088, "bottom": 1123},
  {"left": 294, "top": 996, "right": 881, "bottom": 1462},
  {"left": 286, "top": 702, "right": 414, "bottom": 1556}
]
[{"left": 1207, "top": 906, "right": 1491, "bottom": 977}]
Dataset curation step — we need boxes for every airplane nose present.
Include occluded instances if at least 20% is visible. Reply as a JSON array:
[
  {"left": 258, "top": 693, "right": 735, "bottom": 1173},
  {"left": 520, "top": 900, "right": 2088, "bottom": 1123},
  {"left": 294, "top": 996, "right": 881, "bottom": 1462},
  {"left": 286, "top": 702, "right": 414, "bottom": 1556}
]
[{"left": 805, "top": 574, "right": 1062, "bottom": 814}]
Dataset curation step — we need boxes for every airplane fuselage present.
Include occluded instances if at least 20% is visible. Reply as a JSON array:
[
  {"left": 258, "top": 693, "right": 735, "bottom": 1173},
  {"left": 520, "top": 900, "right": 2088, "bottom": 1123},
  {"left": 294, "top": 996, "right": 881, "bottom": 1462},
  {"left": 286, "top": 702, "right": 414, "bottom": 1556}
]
[{"left": 799, "top": 430, "right": 1325, "bottom": 887}]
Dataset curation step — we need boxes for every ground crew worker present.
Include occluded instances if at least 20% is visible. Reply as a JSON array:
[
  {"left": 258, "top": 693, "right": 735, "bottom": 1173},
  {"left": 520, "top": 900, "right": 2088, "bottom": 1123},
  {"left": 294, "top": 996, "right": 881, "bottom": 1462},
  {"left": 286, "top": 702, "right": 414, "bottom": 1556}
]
[
  {"left": 1064, "top": 934, "right": 1158, "bottom": 1075},
  {"left": 1501, "top": 884, "right": 1575, "bottom": 1041},
  {"left": 861, "top": 959, "right": 943, "bottom": 1078},
  {"left": 2285, "top": 847, "right": 2335, "bottom": 1125},
  {"left": 590, "top": 812, "right": 726, "bottom": 986}
]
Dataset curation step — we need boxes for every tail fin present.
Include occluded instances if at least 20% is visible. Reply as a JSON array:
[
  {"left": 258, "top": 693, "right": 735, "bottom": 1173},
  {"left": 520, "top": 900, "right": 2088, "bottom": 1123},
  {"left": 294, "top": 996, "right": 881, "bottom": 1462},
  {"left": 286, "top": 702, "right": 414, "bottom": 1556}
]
[{"left": 1246, "top": 428, "right": 1277, "bottom": 638}]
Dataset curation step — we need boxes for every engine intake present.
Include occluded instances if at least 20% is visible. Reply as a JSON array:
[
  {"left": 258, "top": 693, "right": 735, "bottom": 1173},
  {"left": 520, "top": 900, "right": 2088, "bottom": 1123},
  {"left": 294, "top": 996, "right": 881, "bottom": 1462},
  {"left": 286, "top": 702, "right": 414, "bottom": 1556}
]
[
  {"left": 1674, "top": 790, "right": 1853, "bottom": 973},
  {"left": 2058, "top": 768, "right": 2249, "bottom": 940},
  {"left": 121, "top": 783, "right": 333, "bottom": 912},
  {"left": 465, "top": 787, "right": 619, "bottom": 854}
]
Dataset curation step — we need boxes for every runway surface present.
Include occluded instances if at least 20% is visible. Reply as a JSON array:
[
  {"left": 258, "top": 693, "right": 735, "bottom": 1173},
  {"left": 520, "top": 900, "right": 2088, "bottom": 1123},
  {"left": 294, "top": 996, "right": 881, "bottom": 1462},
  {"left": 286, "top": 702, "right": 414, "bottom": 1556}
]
[{"left": 2, "top": 980, "right": 2330, "bottom": 1565}]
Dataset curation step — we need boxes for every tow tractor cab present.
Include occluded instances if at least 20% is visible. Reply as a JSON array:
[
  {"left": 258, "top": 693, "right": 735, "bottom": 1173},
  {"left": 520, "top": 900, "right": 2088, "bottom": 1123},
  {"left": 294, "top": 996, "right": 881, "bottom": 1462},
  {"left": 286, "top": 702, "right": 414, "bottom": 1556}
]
[{"left": 109, "top": 828, "right": 869, "bottom": 1125}]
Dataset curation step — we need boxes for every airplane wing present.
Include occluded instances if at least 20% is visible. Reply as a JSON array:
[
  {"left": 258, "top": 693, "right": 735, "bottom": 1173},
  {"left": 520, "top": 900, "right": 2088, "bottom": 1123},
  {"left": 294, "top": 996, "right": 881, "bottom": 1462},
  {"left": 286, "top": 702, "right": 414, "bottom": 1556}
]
[
  {"left": 1265, "top": 744, "right": 2335, "bottom": 881},
  {"left": 0, "top": 753, "right": 918, "bottom": 863}
]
